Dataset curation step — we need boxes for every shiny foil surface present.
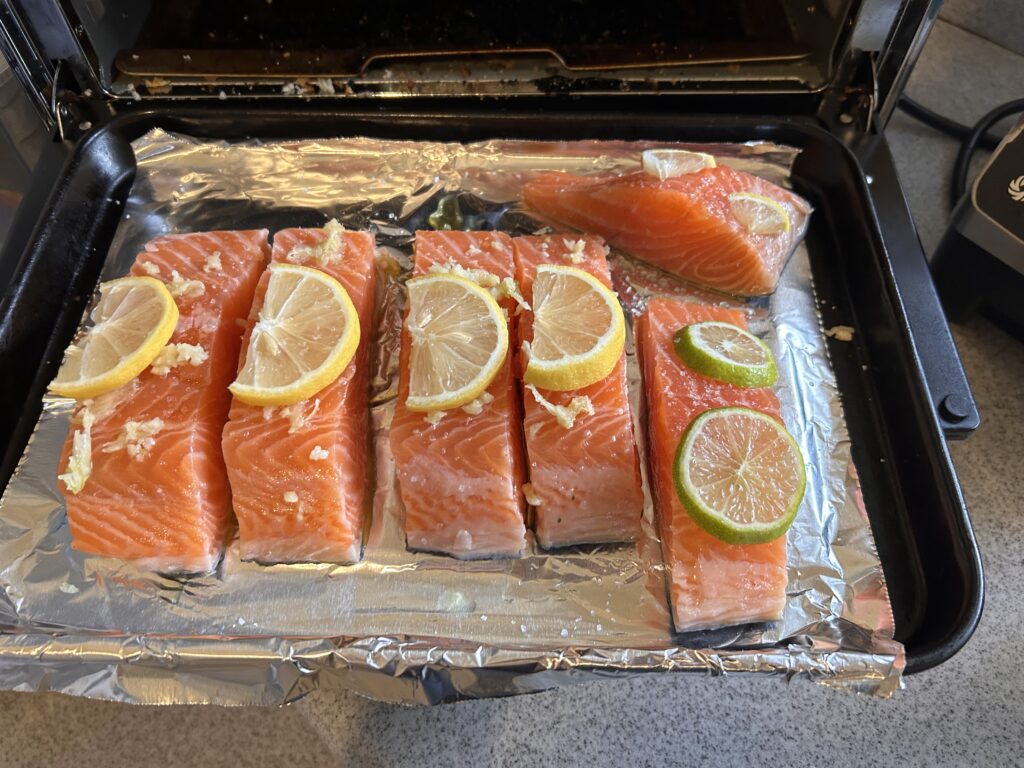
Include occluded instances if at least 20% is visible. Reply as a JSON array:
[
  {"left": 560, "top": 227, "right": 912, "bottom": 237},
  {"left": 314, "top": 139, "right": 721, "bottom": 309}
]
[{"left": 0, "top": 129, "right": 904, "bottom": 704}]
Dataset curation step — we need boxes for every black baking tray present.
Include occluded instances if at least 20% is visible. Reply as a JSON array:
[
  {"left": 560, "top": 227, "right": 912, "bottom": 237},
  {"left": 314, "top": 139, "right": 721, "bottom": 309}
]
[{"left": 0, "top": 106, "right": 983, "bottom": 675}]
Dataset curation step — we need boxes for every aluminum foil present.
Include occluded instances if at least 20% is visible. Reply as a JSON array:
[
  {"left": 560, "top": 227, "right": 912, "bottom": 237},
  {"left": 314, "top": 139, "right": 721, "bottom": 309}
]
[{"left": 0, "top": 129, "right": 904, "bottom": 704}]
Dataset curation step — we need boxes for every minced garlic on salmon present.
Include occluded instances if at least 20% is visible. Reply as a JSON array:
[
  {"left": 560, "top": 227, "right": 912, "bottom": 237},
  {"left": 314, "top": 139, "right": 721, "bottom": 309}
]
[
  {"left": 168, "top": 269, "right": 206, "bottom": 298},
  {"left": 286, "top": 219, "right": 347, "bottom": 267},
  {"left": 150, "top": 343, "right": 209, "bottom": 376},
  {"left": 101, "top": 418, "right": 165, "bottom": 461},
  {"left": 58, "top": 409, "right": 96, "bottom": 494},
  {"left": 204, "top": 251, "right": 223, "bottom": 272},
  {"left": 525, "top": 384, "right": 594, "bottom": 429},
  {"left": 562, "top": 238, "right": 587, "bottom": 264}
]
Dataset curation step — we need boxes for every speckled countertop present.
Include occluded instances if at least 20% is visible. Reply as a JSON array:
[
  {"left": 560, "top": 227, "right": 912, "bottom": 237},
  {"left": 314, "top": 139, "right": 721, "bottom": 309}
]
[{"left": 2, "top": 8, "right": 1024, "bottom": 767}]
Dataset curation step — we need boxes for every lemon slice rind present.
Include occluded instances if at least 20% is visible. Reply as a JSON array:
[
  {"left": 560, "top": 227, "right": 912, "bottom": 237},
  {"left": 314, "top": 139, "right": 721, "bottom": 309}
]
[
  {"left": 523, "top": 264, "right": 626, "bottom": 392},
  {"left": 228, "top": 263, "right": 361, "bottom": 407},
  {"left": 49, "top": 276, "right": 180, "bottom": 400},
  {"left": 404, "top": 273, "right": 509, "bottom": 413}
]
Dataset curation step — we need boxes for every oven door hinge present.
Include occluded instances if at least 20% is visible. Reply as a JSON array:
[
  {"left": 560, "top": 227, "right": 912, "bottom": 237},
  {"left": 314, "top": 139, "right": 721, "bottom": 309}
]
[{"left": 817, "top": 51, "right": 879, "bottom": 146}]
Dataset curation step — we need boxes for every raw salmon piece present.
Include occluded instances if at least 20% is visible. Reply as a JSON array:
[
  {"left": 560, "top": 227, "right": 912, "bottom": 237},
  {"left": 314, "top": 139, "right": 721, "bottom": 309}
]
[
  {"left": 221, "top": 226, "right": 378, "bottom": 564},
  {"left": 58, "top": 230, "right": 270, "bottom": 572},
  {"left": 512, "top": 235, "right": 643, "bottom": 548},
  {"left": 390, "top": 230, "right": 527, "bottom": 558},
  {"left": 523, "top": 167, "right": 811, "bottom": 296},
  {"left": 636, "top": 297, "right": 788, "bottom": 631}
]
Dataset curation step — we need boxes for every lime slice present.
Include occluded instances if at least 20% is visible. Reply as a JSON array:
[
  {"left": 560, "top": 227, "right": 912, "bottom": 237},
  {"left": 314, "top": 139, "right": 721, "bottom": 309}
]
[
  {"left": 729, "top": 192, "right": 791, "bottom": 235},
  {"left": 673, "top": 407, "right": 805, "bottom": 544},
  {"left": 641, "top": 149, "right": 717, "bottom": 181},
  {"left": 672, "top": 321, "right": 777, "bottom": 388}
]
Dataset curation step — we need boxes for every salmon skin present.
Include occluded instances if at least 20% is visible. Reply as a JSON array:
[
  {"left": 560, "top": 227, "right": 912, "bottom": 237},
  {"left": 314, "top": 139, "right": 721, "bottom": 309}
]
[
  {"left": 222, "top": 226, "right": 378, "bottom": 564},
  {"left": 512, "top": 235, "right": 643, "bottom": 548},
  {"left": 636, "top": 298, "right": 788, "bottom": 631},
  {"left": 390, "top": 230, "right": 527, "bottom": 559},
  {"left": 58, "top": 230, "right": 270, "bottom": 573},
  {"left": 523, "top": 167, "right": 811, "bottom": 297}
]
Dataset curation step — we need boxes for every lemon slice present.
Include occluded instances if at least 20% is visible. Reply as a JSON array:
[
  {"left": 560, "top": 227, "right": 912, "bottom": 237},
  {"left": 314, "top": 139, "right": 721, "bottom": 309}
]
[
  {"left": 674, "top": 407, "right": 805, "bottom": 544},
  {"left": 404, "top": 273, "right": 509, "bottom": 412},
  {"left": 229, "top": 263, "right": 360, "bottom": 407},
  {"left": 524, "top": 264, "right": 625, "bottom": 391},
  {"left": 642, "top": 149, "right": 717, "bottom": 180},
  {"left": 50, "top": 276, "right": 179, "bottom": 399},
  {"left": 729, "top": 192, "right": 791, "bottom": 235},
  {"left": 673, "top": 321, "right": 778, "bottom": 388}
]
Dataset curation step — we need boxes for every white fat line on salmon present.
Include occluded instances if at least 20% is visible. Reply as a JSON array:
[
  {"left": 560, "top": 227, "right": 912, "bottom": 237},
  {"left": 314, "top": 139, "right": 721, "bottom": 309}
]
[
  {"left": 522, "top": 483, "right": 542, "bottom": 506},
  {"left": 425, "top": 262, "right": 531, "bottom": 313},
  {"left": 167, "top": 270, "right": 206, "bottom": 299},
  {"left": 101, "top": 417, "right": 165, "bottom": 462},
  {"left": 527, "top": 421, "right": 543, "bottom": 441},
  {"left": 204, "top": 251, "right": 222, "bottom": 272},
  {"left": 286, "top": 219, "right": 346, "bottom": 267},
  {"left": 562, "top": 238, "right": 587, "bottom": 264},
  {"left": 263, "top": 398, "right": 322, "bottom": 433},
  {"left": 309, "top": 445, "right": 329, "bottom": 461},
  {"left": 58, "top": 408, "right": 96, "bottom": 494},
  {"left": 525, "top": 384, "right": 594, "bottom": 429},
  {"left": 140, "top": 261, "right": 161, "bottom": 277},
  {"left": 150, "top": 343, "right": 208, "bottom": 376}
]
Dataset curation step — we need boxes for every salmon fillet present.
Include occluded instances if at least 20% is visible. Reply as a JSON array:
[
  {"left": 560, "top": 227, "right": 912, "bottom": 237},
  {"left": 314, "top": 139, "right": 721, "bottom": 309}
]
[
  {"left": 523, "top": 167, "right": 811, "bottom": 296},
  {"left": 512, "top": 235, "right": 643, "bottom": 548},
  {"left": 636, "top": 297, "right": 788, "bottom": 631},
  {"left": 221, "top": 226, "right": 378, "bottom": 564},
  {"left": 58, "top": 230, "right": 270, "bottom": 572},
  {"left": 390, "top": 230, "right": 527, "bottom": 558}
]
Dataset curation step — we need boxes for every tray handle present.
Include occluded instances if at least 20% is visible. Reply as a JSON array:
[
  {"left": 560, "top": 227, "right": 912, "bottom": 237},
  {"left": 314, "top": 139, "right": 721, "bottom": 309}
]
[{"left": 859, "top": 136, "right": 979, "bottom": 439}]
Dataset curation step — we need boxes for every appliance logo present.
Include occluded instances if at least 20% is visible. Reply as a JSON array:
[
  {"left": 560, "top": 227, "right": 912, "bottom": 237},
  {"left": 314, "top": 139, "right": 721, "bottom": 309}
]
[{"left": 1010, "top": 175, "right": 1024, "bottom": 202}]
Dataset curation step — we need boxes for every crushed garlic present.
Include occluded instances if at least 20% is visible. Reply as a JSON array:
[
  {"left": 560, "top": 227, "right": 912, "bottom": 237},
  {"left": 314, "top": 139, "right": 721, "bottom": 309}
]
[
  {"left": 102, "top": 418, "right": 165, "bottom": 461},
  {"left": 825, "top": 325, "right": 855, "bottom": 342},
  {"left": 140, "top": 261, "right": 161, "bottom": 276},
  {"left": 522, "top": 483, "right": 542, "bottom": 506},
  {"left": 309, "top": 445, "right": 329, "bottom": 461},
  {"left": 286, "top": 219, "right": 346, "bottom": 267},
  {"left": 150, "top": 343, "right": 208, "bottom": 376},
  {"left": 526, "top": 385, "right": 594, "bottom": 429},
  {"left": 168, "top": 269, "right": 205, "bottom": 299},
  {"left": 424, "top": 410, "right": 447, "bottom": 426},
  {"left": 280, "top": 398, "right": 321, "bottom": 433},
  {"left": 562, "top": 238, "right": 587, "bottom": 264},
  {"left": 283, "top": 491, "right": 299, "bottom": 503},
  {"left": 58, "top": 409, "right": 96, "bottom": 494},
  {"left": 461, "top": 391, "right": 495, "bottom": 415},
  {"left": 203, "top": 251, "right": 222, "bottom": 272}
]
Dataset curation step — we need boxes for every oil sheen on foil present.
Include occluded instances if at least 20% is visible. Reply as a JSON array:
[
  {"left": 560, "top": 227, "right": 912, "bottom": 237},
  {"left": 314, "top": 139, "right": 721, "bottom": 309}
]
[{"left": 0, "top": 129, "right": 904, "bottom": 704}]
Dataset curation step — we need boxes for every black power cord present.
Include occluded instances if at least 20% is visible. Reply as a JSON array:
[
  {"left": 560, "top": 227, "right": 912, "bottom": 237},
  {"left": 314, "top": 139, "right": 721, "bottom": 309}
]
[
  {"left": 950, "top": 97, "right": 1024, "bottom": 206},
  {"left": 898, "top": 96, "right": 1024, "bottom": 209},
  {"left": 898, "top": 96, "right": 1002, "bottom": 149}
]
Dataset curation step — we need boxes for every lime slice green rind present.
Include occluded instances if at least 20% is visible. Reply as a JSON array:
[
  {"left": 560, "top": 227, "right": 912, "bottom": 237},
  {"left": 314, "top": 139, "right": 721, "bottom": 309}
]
[
  {"left": 672, "top": 406, "right": 805, "bottom": 545},
  {"left": 672, "top": 321, "right": 778, "bottom": 388}
]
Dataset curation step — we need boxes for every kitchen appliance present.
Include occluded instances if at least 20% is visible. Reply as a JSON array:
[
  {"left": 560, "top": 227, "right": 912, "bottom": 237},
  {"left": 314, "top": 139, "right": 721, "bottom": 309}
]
[
  {"left": 932, "top": 116, "right": 1024, "bottom": 337},
  {"left": 0, "top": 0, "right": 983, "bottom": 687}
]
